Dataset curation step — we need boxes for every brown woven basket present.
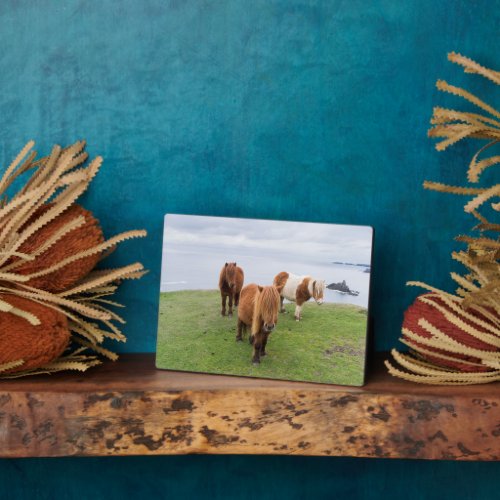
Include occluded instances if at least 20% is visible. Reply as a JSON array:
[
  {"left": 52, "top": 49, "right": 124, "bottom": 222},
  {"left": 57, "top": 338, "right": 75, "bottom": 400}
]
[
  {"left": 0, "top": 295, "right": 70, "bottom": 373},
  {"left": 15, "top": 204, "right": 104, "bottom": 292},
  {"left": 403, "top": 293, "right": 496, "bottom": 372}
]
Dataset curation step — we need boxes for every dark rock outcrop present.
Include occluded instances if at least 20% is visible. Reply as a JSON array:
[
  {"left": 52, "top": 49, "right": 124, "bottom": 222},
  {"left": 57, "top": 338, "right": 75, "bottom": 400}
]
[{"left": 326, "top": 280, "right": 360, "bottom": 296}]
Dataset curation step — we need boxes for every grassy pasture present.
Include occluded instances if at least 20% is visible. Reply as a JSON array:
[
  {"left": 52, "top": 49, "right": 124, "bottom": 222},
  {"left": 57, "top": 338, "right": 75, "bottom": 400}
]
[{"left": 156, "top": 289, "right": 368, "bottom": 385}]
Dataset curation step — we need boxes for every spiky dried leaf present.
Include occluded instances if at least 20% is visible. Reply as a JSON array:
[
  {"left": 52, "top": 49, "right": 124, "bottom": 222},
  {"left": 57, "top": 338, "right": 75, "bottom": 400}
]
[
  {"left": 389, "top": 53, "right": 500, "bottom": 384},
  {"left": 0, "top": 141, "right": 147, "bottom": 377}
]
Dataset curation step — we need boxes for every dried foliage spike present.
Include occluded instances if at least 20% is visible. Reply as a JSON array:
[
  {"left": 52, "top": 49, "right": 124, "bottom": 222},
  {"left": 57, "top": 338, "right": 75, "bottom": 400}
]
[
  {"left": 388, "top": 53, "right": 500, "bottom": 384},
  {"left": 448, "top": 52, "right": 500, "bottom": 85},
  {"left": 0, "top": 360, "right": 24, "bottom": 373},
  {"left": 0, "top": 141, "right": 147, "bottom": 377}
]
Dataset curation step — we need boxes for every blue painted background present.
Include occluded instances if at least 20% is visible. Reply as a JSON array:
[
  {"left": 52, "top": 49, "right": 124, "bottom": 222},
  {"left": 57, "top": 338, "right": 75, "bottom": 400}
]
[{"left": 0, "top": 1, "right": 498, "bottom": 498}]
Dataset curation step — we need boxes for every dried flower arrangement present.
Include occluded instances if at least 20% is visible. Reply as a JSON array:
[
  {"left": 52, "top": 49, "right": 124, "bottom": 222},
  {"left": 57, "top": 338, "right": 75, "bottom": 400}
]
[
  {"left": 386, "top": 53, "right": 500, "bottom": 385},
  {"left": 0, "top": 141, "right": 146, "bottom": 377}
]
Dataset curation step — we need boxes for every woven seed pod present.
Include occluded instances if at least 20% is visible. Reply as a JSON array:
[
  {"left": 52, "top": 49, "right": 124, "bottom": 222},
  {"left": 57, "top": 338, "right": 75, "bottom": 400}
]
[
  {"left": 0, "top": 295, "right": 70, "bottom": 373},
  {"left": 403, "top": 293, "right": 498, "bottom": 372},
  {"left": 15, "top": 203, "right": 104, "bottom": 292}
]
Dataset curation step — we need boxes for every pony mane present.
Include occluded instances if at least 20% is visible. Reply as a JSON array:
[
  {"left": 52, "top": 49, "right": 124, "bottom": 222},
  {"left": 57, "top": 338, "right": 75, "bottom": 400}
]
[
  {"left": 219, "top": 262, "right": 236, "bottom": 287},
  {"left": 313, "top": 279, "right": 325, "bottom": 294},
  {"left": 252, "top": 285, "right": 280, "bottom": 334},
  {"left": 309, "top": 277, "right": 325, "bottom": 299}
]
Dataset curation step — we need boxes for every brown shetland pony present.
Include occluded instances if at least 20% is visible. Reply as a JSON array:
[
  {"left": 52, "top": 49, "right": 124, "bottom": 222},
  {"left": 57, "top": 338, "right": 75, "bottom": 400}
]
[
  {"left": 218, "top": 262, "right": 244, "bottom": 317},
  {"left": 237, "top": 283, "right": 280, "bottom": 364}
]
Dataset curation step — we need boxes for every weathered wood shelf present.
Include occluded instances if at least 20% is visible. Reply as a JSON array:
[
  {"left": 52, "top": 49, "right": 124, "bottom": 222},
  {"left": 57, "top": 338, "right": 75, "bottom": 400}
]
[{"left": 0, "top": 354, "right": 498, "bottom": 460}]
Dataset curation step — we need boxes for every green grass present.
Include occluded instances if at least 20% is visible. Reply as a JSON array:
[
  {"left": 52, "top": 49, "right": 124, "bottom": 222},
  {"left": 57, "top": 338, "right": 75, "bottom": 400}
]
[{"left": 156, "top": 289, "right": 368, "bottom": 385}]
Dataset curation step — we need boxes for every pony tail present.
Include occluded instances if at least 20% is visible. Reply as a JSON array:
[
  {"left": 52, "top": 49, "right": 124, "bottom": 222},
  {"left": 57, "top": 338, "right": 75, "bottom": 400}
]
[{"left": 273, "top": 272, "right": 288, "bottom": 293}]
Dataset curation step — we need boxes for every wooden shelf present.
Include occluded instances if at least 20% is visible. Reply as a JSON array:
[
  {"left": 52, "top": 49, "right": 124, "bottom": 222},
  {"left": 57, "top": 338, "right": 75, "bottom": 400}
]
[{"left": 1, "top": 354, "right": 498, "bottom": 460}]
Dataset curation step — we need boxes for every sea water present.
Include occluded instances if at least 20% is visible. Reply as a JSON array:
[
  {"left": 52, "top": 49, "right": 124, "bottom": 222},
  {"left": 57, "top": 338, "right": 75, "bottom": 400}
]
[{"left": 161, "top": 248, "right": 371, "bottom": 308}]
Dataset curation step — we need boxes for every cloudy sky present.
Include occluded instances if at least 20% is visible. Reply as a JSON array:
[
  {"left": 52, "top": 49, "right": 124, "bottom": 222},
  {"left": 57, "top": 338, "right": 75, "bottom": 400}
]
[
  {"left": 163, "top": 214, "right": 372, "bottom": 265},
  {"left": 161, "top": 215, "right": 373, "bottom": 307}
]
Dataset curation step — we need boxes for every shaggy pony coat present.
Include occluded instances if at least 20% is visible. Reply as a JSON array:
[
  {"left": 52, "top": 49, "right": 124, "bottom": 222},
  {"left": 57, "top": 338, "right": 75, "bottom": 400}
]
[
  {"left": 218, "top": 262, "right": 244, "bottom": 317},
  {"left": 273, "top": 271, "right": 325, "bottom": 321},
  {"left": 237, "top": 283, "right": 280, "bottom": 364}
]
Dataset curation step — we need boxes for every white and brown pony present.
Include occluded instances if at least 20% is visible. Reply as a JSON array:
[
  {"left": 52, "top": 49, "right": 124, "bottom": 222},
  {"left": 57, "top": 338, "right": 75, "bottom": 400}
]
[
  {"left": 273, "top": 272, "right": 325, "bottom": 321},
  {"left": 236, "top": 283, "right": 280, "bottom": 364},
  {"left": 219, "top": 262, "right": 244, "bottom": 317}
]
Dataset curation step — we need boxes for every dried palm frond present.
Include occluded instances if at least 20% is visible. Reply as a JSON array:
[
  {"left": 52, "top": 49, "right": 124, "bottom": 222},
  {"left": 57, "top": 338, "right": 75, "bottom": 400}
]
[
  {"left": 386, "top": 53, "right": 500, "bottom": 384},
  {"left": 0, "top": 141, "right": 147, "bottom": 377}
]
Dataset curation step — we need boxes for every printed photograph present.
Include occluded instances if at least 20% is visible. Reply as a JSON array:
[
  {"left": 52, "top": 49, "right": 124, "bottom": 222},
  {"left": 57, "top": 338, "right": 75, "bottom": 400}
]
[{"left": 156, "top": 214, "right": 373, "bottom": 386}]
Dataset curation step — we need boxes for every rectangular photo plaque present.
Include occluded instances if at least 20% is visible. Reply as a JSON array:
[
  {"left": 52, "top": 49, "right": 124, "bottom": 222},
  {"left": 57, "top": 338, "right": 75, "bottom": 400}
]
[{"left": 156, "top": 214, "right": 373, "bottom": 386}]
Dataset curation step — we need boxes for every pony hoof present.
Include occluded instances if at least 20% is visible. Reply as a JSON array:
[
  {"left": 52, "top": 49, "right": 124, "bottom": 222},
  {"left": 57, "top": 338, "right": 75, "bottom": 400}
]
[
  {"left": 252, "top": 361, "right": 260, "bottom": 366},
  {"left": 236, "top": 338, "right": 242, "bottom": 342},
  {"left": 295, "top": 318, "right": 300, "bottom": 322},
  {"left": 228, "top": 313, "right": 233, "bottom": 318}
]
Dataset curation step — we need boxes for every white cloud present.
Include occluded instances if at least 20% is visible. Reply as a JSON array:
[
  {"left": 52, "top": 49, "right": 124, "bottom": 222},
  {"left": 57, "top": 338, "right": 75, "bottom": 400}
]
[{"left": 163, "top": 214, "right": 372, "bottom": 265}]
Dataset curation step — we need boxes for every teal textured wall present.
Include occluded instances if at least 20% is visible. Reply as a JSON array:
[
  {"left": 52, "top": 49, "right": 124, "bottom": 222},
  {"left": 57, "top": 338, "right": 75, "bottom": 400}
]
[
  {"left": 0, "top": 1, "right": 498, "bottom": 498},
  {"left": 1, "top": 456, "right": 499, "bottom": 499},
  {"left": 1, "top": 0, "right": 497, "bottom": 354}
]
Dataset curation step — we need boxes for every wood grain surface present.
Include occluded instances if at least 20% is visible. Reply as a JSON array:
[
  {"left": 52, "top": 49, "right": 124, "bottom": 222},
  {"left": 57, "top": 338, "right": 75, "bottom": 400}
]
[{"left": 0, "top": 354, "right": 498, "bottom": 460}]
